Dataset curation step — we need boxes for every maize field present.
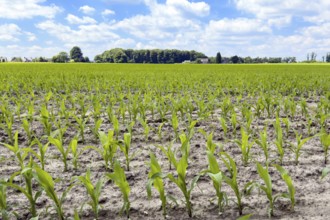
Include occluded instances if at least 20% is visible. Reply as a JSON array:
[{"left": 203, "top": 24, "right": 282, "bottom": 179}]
[{"left": 0, "top": 63, "right": 330, "bottom": 219}]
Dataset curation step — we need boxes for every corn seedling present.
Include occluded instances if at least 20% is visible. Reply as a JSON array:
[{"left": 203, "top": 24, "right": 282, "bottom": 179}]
[
  {"left": 70, "top": 138, "right": 80, "bottom": 170},
  {"left": 33, "top": 167, "right": 72, "bottom": 220},
  {"left": 289, "top": 130, "right": 313, "bottom": 165},
  {"left": 6, "top": 157, "right": 41, "bottom": 218},
  {"left": 156, "top": 141, "right": 176, "bottom": 170},
  {"left": 0, "top": 182, "right": 9, "bottom": 220},
  {"left": 231, "top": 111, "right": 238, "bottom": 136},
  {"left": 85, "top": 130, "right": 119, "bottom": 170},
  {"left": 273, "top": 164, "right": 296, "bottom": 210},
  {"left": 147, "top": 153, "right": 167, "bottom": 217},
  {"left": 220, "top": 152, "right": 255, "bottom": 216},
  {"left": 90, "top": 118, "right": 103, "bottom": 142},
  {"left": 219, "top": 117, "right": 228, "bottom": 138},
  {"left": 166, "top": 154, "right": 200, "bottom": 217},
  {"left": 235, "top": 129, "right": 254, "bottom": 166},
  {"left": 73, "top": 115, "right": 89, "bottom": 144},
  {"left": 320, "top": 131, "right": 330, "bottom": 164},
  {"left": 112, "top": 115, "right": 120, "bottom": 138},
  {"left": 138, "top": 117, "right": 150, "bottom": 142},
  {"left": 73, "top": 168, "right": 104, "bottom": 219},
  {"left": 205, "top": 151, "right": 227, "bottom": 213},
  {"left": 274, "top": 120, "right": 285, "bottom": 165},
  {"left": 282, "top": 117, "right": 290, "bottom": 137},
  {"left": 22, "top": 119, "right": 33, "bottom": 145},
  {"left": 28, "top": 138, "right": 50, "bottom": 170},
  {"left": 157, "top": 122, "right": 164, "bottom": 141},
  {"left": 255, "top": 128, "right": 269, "bottom": 164},
  {"left": 256, "top": 162, "right": 285, "bottom": 216},
  {"left": 106, "top": 161, "right": 131, "bottom": 218},
  {"left": 119, "top": 133, "right": 139, "bottom": 171},
  {"left": 40, "top": 105, "right": 52, "bottom": 136},
  {"left": 48, "top": 136, "right": 70, "bottom": 172},
  {"left": 0, "top": 132, "right": 29, "bottom": 169},
  {"left": 171, "top": 112, "right": 179, "bottom": 140}
]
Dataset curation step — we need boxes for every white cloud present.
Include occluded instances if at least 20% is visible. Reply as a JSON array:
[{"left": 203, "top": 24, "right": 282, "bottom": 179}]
[
  {"left": 36, "top": 20, "right": 119, "bottom": 43},
  {"left": 233, "top": 0, "right": 330, "bottom": 25},
  {"left": 66, "top": 14, "right": 97, "bottom": 25},
  {"left": 79, "top": 5, "right": 96, "bottom": 15},
  {"left": 26, "top": 32, "right": 37, "bottom": 41},
  {"left": 207, "top": 18, "right": 271, "bottom": 34},
  {"left": 0, "top": 0, "right": 61, "bottom": 19},
  {"left": 0, "top": 24, "right": 21, "bottom": 41},
  {"left": 102, "top": 9, "right": 116, "bottom": 16}
]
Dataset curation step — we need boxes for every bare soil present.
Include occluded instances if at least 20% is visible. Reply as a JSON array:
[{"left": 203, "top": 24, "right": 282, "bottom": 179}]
[{"left": 1, "top": 101, "right": 330, "bottom": 220}]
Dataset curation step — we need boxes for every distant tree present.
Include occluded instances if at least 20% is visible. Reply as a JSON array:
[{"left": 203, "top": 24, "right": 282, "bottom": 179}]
[
  {"left": 231, "top": 55, "right": 239, "bottom": 64},
  {"left": 215, "top": 52, "right": 222, "bottom": 63},
  {"left": 84, "top": 56, "right": 90, "bottom": 63},
  {"left": 70, "top": 46, "right": 84, "bottom": 62},
  {"left": 11, "top": 57, "right": 23, "bottom": 62},
  {"left": 310, "top": 52, "right": 317, "bottom": 62},
  {"left": 244, "top": 56, "right": 252, "bottom": 63},
  {"left": 0, "top": 56, "right": 7, "bottom": 62},
  {"left": 326, "top": 53, "right": 330, "bottom": 62},
  {"left": 52, "top": 52, "right": 69, "bottom": 63}
]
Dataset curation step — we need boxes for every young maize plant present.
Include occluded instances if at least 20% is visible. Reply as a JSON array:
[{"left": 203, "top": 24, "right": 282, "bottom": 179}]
[
  {"left": 48, "top": 136, "right": 70, "bottom": 172},
  {"left": 0, "top": 182, "right": 10, "bottom": 220},
  {"left": 300, "top": 98, "right": 308, "bottom": 117},
  {"left": 166, "top": 153, "right": 200, "bottom": 217},
  {"left": 273, "top": 164, "right": 296, "bottom": 210},
  {"left": 106, "top": 161, "right": 131, "bottom": 218},
  {"left": 156, "top": 141, "right": 176, "bottom": 170},
  {"left": 157, "top": 122, "right": 164, "bottom": 141},
  {"left": 70, "top": 138, "right": 80, "bottom": 170},
  {"left": 0, "top": 132, "right": 29, "bottom": 169},
  {"left": 289, "top": 130, "right": 313, "bottom": 165},
  {"left": 171, "top": 112, "right": 179, "bottom": 140},
  {"left": 0, "top": 113, "right": 14, "bottom": 144},
  {"left": 112, "top": 115, "right": 120, "bottom": 138},
  {"left": 255, "top": 128, "right": 269, "bottom": 164},
  {"left": 220, "top": 152, "right": 255, "bottom": 216},
  {"left": 84, "top": 130, "right": 119, "bottom": 171},
  {"left": 72, "top": 168, "right": 104, "bottom": 219},
  {"left": 138, "top": 117, "right": 150, "bottom": 142},
  {"left": 22, "top": 119, "right": 34, "bottom": 145},
  {"left": 274, "top": 120, "right": 285, "bottom": 165},
  {"left": 230, "top": 111, "right": 238, "bottom": 137},
  {"left": 28, "top": 138, "right": 50, "bottom": 170},
  {"left": 147, "top": 153, "right": 167, "bottom": 217},
  {"left": 256, "top": 162, "right": 294, "bottom": 217},
  {"left": 205, "top": 151, "right": 227, "bottom": 213},
  {"left": 90, "top": 118, "right": 103, "bottom": 142},
  {"left": 33, "top": 167, "right": 73, "bottom": 220},
  {"left": 219, "top": 117, "right": 228, "bottom": 138},
  {"left": 320, "top": 130, "right": 330, "bottom": 164},
  {"left": 282, "top": 117, "right": 290, "bottom": 137},
  {"left": 119, "top": 133, "right": 140, "bottom": 171},
  {"left": 235, "top": 129, "right": 254, "bottom": 167},
  {"left": 6, "top": 157, "right": 41, "bottom": 218},
  {"left": 40, "top": 105, "right": 52, "bottom": 136},
  {"left": 73, "top": 115, "right": 89, "bottom": 144}
]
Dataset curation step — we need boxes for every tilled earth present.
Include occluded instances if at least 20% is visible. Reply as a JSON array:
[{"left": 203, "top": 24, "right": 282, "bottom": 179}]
[{"left": 1, "top": 105, "right": 330, "bottom": 220}]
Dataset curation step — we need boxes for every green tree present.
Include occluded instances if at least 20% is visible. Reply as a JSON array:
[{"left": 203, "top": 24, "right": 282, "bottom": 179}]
[
  {"left": 70, "top": 46, "right": 84, "bottom": 62},
  {"left": 215, "top": 52, "right": 222, "bottom": 64},
  {"left": 326, "top": 53, "right": 330, "bottom": 62},
  {"left": 52, "top": 52, "right": 69, "bottom": 63}
]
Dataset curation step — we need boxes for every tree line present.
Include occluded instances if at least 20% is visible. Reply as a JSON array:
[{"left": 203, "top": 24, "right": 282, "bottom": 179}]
[
  {"left": 94, "top": 48, "right": 206, "bottom": 63},
  {"left": 1, "top": 46, "right": 330, "bottom": 63}
]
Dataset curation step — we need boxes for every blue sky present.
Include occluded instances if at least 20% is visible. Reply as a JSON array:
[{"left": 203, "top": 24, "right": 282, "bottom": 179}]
[{"left": 0, "top": 0, "right": 330, "bottom": 61}]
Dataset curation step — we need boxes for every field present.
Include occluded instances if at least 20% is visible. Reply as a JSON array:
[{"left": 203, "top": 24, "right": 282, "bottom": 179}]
[{"left": 0, "top": 63, "right": 330, "bottom": 220}]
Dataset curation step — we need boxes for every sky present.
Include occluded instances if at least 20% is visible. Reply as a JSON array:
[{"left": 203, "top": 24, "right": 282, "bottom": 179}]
[{"left": 0, "top": 0, "right": 330, "bottom": 61}]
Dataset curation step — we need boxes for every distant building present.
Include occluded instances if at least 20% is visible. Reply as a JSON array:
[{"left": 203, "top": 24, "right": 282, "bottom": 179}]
[
  {"left": 182, "top": 60, "right": 191, "bottom": 64},
  {"left": 200, "top": 58, "right": 209, "bottom": 64}
]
